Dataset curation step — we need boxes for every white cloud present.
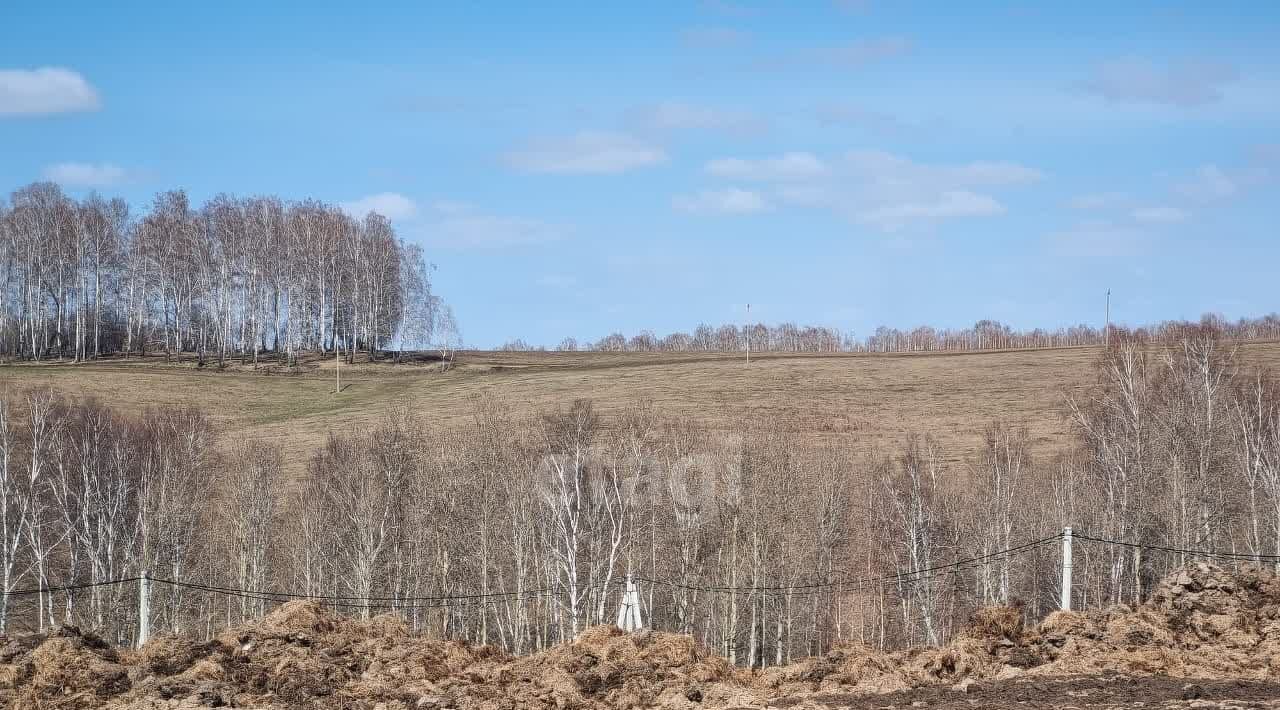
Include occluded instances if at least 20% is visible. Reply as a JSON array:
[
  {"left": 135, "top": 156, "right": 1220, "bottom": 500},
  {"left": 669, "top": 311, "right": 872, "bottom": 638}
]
[
  {"left": 421, "top": 202, "right": 563, "bottom": 249},
  {"left": 1068, "top": 192, "right": 1129, "bottom": 210},
  {"left": 1068, "top": 158, "right": 1270, "bottom": 225},
  {"left": 950, "top": 161, "right": 1044, "bottom": 185},
  {"left": 1131, "top": 206, "right": 1189, "bottom": 223},
  {"left": 706, "top": 152, "right": 828, "bottom": 181},
  {"left": 0, "top": 67, "right": 100, "bottom": 116},
  {"left": 758, "top": 37, "right": 911, "bottom": 71},
  {"left": 673, "top": 188, "right": 768, "bottom": 215},
  {"left": 814, "top": 102, "right": 916, "bottom": 134},
  {"left": 813, "top": 38, "right": 911, "bottom": 67},
  {"left": 339, "top": 192, "right": 419, "bottom": 221},
  {"left": 839, "top": 151, "right": 1037, "bottom": 228},
  {"left": 844, "top": 150, "right": 1043, "bottom": 187},
  {"left": 505, "top": 132, "right": 666, "bottom": 174},
  {"left": 1171, "top": 158, "right": 1274, "bottom": 205},
  {"left": 1046, "top": 220, "right": 1151, "bottom": 258},
  {"left": 1081, "top": 58, "right": 1238, "bottom": 107},
  {"left": 631, "top": 101, "right": 766, "bottom": 136},
  {"left": 698, "top": 148, "right": 1040, "bottom": 230},
  {"left": 775, "top": 184, "right": 836, "bottom": 207},
  {"left": 41, "top": 162, "right": 131, "bottom": 188},
  {"left": 1175, "top": 165, "right": 1239, "bottom": 202},
  {"left": 858, "top": 191, "right": 1004, "bottom": 230}
]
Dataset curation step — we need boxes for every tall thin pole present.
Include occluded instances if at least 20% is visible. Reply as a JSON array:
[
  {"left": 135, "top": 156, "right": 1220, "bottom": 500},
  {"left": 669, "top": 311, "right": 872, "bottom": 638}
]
[
  {"left": 1104, "top": 289, "right": 1111, "bottom": 348},
  {"left": 745, "top": 303, "right": 750, "bottom": 365}
]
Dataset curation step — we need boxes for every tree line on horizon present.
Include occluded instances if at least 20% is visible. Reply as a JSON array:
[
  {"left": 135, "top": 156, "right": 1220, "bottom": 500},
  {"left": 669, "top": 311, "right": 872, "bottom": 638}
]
[
  {"left": 4, "top": 180, "right": 1276, "bottom": 364},
  {"left": 0, "top": 181, "right": 455, "bottom": 365},
  {"left": 527, "top": 313, "right": 1280, "bottom": 354},
  {"left": 1, "top": 322, "right": 1278, "bottom": 665}
]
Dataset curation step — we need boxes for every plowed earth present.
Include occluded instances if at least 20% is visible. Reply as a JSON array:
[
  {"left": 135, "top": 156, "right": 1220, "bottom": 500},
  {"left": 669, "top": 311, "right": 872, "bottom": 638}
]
[{"left": 7, "top": 563, "right": 1280, "bottom": 709}]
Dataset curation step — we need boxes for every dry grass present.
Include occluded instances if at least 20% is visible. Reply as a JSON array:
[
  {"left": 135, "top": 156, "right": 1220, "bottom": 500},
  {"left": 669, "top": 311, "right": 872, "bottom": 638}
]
[{"left": 5, "top": 342, "right": 1280, "bottom": 477}]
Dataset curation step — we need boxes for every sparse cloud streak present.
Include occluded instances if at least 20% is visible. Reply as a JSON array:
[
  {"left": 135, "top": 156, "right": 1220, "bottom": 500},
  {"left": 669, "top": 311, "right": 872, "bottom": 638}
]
[
  {"left": 814, "top": 102, "right": 920, "bottom": 135},
  {"left": 505, "top": 132, "right": 667, "bottom": 174},
  {"left": 673, "top": 188, "right": 768, "bottom": 215},
  {"left": 630, "top": 101, "right": 767, "bottom": 137},
  {"left": 1080, "top": 58, "right": 1238, "bottom": 107},
  {"left": 41, "top": 162, "right": 132, "bottom": 188},
  {"left": 694, "top": 149, "right": 1041, "bottom": 231},
  {"left": 1131, "top": 206, "right": 1189, "bottom": 223},
  {"left": 1068, "top": 192, "right": 1129, "bottom": 211},
  {"left": 421, "top": 202, "right": 564, "bottom": 249},
  {"left": 756, "top": 37, "right": 911, "bottom": 72},
  {"left": 705, "top": 152, "right": 827, "bottom": 181},
  {"left": 339, "top": 192, "right": 419, "bottom": 221},
  {"left": 1046, "top": 220, "right": 1151, "bottom": 258},
  {"left": 857, "top": 190, "right": 1004, "bottom": 230},
  {"left": 1175, "top": 165, "right": 1239, "bottom": 202}
]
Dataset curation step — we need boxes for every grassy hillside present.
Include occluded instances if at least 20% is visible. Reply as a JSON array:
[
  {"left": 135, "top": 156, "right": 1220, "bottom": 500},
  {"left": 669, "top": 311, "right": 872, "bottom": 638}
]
[{"left": 7, "top": 342, "right": 1280, "bottom": 475}]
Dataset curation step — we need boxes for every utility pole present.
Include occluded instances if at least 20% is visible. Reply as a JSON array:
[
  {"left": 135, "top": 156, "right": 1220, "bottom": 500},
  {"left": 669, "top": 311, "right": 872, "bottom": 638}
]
[{"left": 1105, "top": 289, "right": 1111, "bottom": 348}]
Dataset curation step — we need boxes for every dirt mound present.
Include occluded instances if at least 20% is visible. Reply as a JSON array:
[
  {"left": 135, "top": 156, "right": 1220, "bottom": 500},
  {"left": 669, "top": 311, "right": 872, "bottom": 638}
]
[
  {"left": 5, "top": 565, "right": 1280, "bottom": 708},
  {"left": 0, "top": 603, "right": 736, "bottom": 709},
  {"left": 1029, "top": 563, "right": 1280, "bottom": 680},
  {"left": 492, "top": 624, "right": 738, "bottom": 709},
  {"left": 742, "top": 563, "right": 1280, "bottom": 700},
  {"left": 2, "top": 627, "right": 130, "bottom": 710},
  {"left": 960, "top": 605, "right": 1026, "bottom": 641}
]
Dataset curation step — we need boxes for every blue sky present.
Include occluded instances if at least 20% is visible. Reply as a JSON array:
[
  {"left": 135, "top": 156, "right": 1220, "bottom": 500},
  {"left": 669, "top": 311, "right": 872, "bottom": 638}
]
[{"left": 2, "top": 1, "right": 1277, "bottom": 347}]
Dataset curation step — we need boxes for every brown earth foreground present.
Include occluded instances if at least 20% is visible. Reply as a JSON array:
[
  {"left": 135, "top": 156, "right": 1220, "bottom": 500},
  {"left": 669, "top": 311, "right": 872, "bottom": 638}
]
[{"left": 8, "top": 563, "right": 1280, "bottom": 709}]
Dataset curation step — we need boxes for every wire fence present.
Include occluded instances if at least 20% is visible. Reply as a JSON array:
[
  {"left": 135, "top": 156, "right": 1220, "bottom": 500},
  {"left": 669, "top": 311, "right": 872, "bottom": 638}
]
[
  {"left": 1070, "top": 532, "right": 1280, "bottom": 564},
  {"left": 1, "top": 535, "right": 1062, "bottom": 605},
  {"left": 0, "top": 576, "right": 143, "bottom": 598},
  {"left": 635, "top": 533, "right": 1064, "bottom": 596},
  {"left": 5, "top": 528, "right": 1278, "bottom": 648}
]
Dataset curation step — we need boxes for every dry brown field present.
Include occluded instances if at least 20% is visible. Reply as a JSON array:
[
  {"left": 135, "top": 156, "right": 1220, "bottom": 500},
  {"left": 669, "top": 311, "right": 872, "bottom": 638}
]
[{"left": 5, "top": 342, "right": 1280, "bottom": 476}]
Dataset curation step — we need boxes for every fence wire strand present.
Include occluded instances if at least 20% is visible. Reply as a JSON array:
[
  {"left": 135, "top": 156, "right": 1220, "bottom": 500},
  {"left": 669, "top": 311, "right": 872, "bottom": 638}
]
[
  {"left": 1071, "top": 532, "right": 1280, "bottom": 563},
  {"left": 0, "top": 534, "right": 1064, "bottom": 605},
  {"left": 0, "top": 576, "right": 142, "bottom": 598},
  {"left": 636, "top": 533, "right": 1062, "bottom": 596},
  {"left": 17, "top": 530, "right": 1274, "bottom": 613}
]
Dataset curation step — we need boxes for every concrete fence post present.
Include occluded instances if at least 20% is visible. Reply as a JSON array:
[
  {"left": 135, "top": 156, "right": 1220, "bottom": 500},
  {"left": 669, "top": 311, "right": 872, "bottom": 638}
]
[
  {"left": 616, "top": 576, "right": 644, "bottom": 632},
  {"left": 1061, "top": 527, "right": 1073, "bottom": 611},
  {"left": 138, "top": 570, "right": 151, "bottom": 648},
  {"left": 628, "top": 579, "right": 643, "bottom": 631}
]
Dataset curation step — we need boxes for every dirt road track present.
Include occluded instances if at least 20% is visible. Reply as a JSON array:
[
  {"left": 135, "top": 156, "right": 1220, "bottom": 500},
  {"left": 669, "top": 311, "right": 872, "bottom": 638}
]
[{"left": 771, "top": 677, "right": 1280, "bottom": 709}]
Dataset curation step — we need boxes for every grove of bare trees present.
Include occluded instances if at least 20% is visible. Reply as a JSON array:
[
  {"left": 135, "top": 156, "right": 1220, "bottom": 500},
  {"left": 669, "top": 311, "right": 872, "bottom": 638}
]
[
  {"left": 546, "top": 313, "right": 1280, "bottom": 355},
  {"left": 0, "top": 323, "right": 1279, "bottom": 666},
  {"left": 0, "top": 182, "right": 442, "bottom": 365}
]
